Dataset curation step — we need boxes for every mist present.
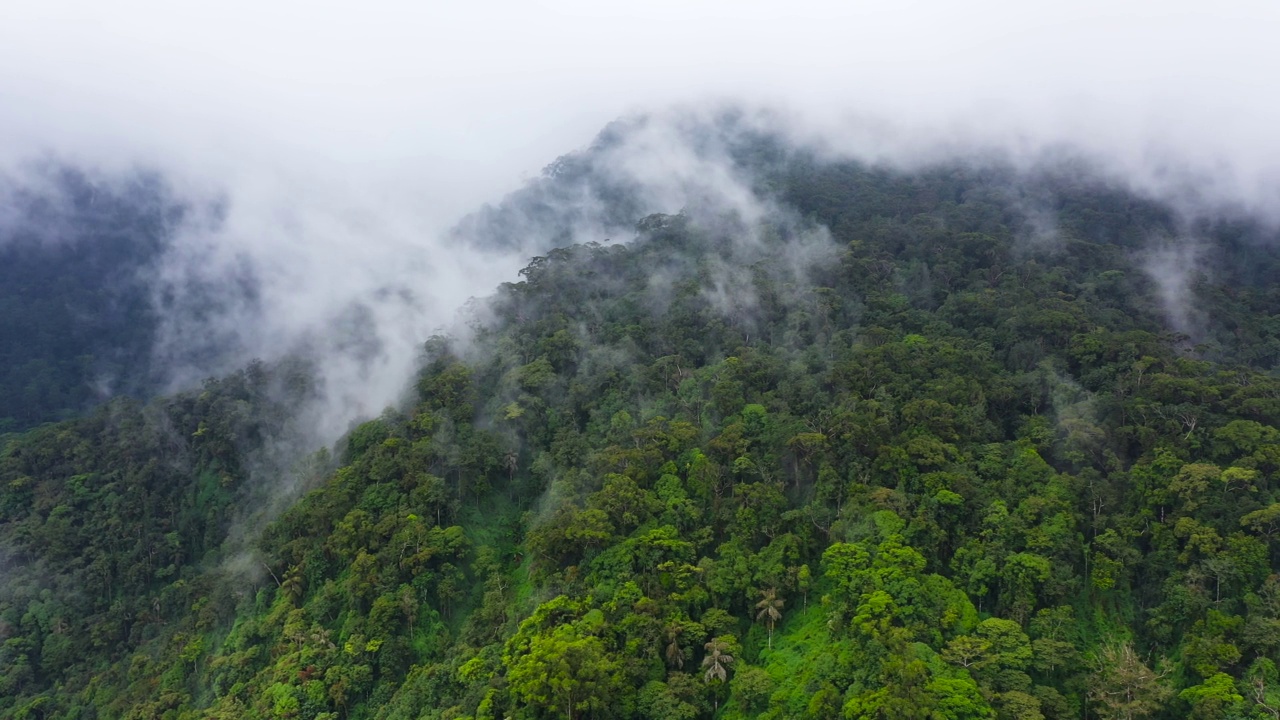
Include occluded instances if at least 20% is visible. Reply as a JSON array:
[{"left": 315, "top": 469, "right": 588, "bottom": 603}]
[{"left": 2, "top": 0, "right": 1278, "bottom": 450}]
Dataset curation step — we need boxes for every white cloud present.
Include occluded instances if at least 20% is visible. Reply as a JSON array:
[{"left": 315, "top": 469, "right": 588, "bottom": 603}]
[{"left": 2, "top": 0, "right": 1278, "bottom": 444}]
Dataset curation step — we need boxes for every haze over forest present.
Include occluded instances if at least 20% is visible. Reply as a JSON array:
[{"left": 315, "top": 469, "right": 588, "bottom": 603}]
[
  {"left": 1, "top": 1, "right": 1278, "bottom": 441},
  {"left": 2, "top": 3, "right": 1280, "bottom": 720}
]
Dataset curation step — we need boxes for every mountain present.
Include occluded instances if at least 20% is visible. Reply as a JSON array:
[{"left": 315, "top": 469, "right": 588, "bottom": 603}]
[
  {"left": 3, "top": 116, "right": 1280, "bottom": 719},
  {"left": 0, "top": 165, "right": 188, "bottom": 431}
]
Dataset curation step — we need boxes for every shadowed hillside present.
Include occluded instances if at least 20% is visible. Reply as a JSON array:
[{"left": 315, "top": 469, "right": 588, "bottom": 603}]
[{"left": 4, "top": 118, "right": 1280, "bottom": 719}]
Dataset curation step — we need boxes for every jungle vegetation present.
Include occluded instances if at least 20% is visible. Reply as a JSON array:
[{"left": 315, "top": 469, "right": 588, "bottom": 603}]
[{"left": 3, "top": 122, "right": 1280, "bottom": 719}]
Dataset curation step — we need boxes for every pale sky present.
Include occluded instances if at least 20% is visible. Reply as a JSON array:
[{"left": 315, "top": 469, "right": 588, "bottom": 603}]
[{"left": 3, "top": 1, "right": 1279, "bottom": 215}]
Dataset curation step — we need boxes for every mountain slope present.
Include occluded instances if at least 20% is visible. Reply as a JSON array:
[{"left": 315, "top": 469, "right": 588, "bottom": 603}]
[
  {"left": 3, "top": 121, "right": 1280, "bottom": 720},
  {"left": 0, "top": 165, "right": 187, "bottom": 430}
]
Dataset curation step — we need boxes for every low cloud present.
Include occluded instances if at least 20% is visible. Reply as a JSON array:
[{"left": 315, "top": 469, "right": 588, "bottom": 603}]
[
  {"left": 1142, "top": 240, "right": 1208, "bottom": 341},
  {"left": 1, "top": 0, "right": 1277, "bottom": 450}
]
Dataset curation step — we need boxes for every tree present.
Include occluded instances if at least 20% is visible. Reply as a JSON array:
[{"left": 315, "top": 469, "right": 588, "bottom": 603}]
[
  {"left": 730, "top": 666, "right": 774, "bottom": 715},
  {"left": 664, "top": 623, "right": 685, "bottom": 669},
  {"left": 1029, "top": 606, "right": 1080, "bottom": 677},
  {"left": 507, "top": 625, "right": 623, "bottom": 720},
  {"left": 1179, "top": 673, "right": 1243, "bottom": 720},
  {"left": 797, "top": 564, "right": 812, "bottom": 609},
  {"left": 943, "top": 634, "right": 993, "bottom": 670},
  {"left": 702, "top": 638, "right": 734, "bottom": 682},
  {"left": 974, "top": 618, "right": 1032, "bottom": 676},
  {"left": 702, "top": 637, "right": 735, "bottom": 713},
  {"left": 1088, "top": 642, "right": 1172, "bottom": 720},
  {"left": 1247, "top": 659, "right": 1280, "bottom": 720},
  {"left": 1241, "top": 503, "right": 1280, "bottom": 541},
  {"left": 755, "top": 588, "right": 784, "bottom": 649},
  {"left": 281, "top": 566, "right": 305, "bottom": 605}
]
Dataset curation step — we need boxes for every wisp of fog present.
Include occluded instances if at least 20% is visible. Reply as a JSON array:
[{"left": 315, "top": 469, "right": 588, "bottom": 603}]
[{"left": 1, "top": 0, "right": 1278, "bottom": 455}]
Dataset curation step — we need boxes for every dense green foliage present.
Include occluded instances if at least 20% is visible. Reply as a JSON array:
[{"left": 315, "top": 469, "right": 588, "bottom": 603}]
[
  {"left": 4, "top": 129, "right": 1280, "bottom": 719},
  {"left": 0, "top": 360, "right": 317, "bottom": 714}
]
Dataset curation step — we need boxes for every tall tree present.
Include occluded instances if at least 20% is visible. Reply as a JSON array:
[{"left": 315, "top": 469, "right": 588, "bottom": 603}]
[
  {"left": 755, "top": 587, "right": 784, "bottom": 649},
  {"left": 702, "top": 637, "right": 735, "bottom": 713},
  {"left": 1088, "top": 642, "right": 1172, "bottom": 720}
]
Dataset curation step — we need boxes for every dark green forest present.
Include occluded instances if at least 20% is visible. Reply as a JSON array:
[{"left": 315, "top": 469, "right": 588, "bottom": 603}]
[
  {"left": 0, "top": 165, "right": 191, "bottom": 431},
  {"left": 4, "top": 123, "right": 1280, "bottom": 719}
]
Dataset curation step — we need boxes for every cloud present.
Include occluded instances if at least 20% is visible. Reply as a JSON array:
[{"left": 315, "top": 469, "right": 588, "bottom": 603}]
[
  {"left": 148, "top": 170, "right": 537, "bottom": 444},
  {"left": 5, "top": 1, "right": 1280, "bottom": 203},
  {"left": 1, "top": 0, "right": 1278, "bottom": 448},
  {"left": 1142, "top": 240, "right": 1208, "bottom": 340}
]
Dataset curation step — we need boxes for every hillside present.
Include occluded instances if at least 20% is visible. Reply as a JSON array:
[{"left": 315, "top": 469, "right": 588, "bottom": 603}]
[
  {"left": 3, "top": 121, "right": 1280, "bottom": 720},
  {"left": 0, "top": 165, "right": 188, "bottom": 431}
]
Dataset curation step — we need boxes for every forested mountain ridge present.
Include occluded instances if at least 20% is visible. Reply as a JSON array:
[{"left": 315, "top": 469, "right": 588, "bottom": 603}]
[
  {"left": 0, "top": 165, "right": 187, "bottom": 431},
  {"left": 4, "top": 121, "right": 1280, "bottom": 719}
]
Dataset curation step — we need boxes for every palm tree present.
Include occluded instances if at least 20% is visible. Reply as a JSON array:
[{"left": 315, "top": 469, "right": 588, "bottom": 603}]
[
  {"left": 756, "top": 587, "right": 785, "bottom": 649},
  {"left": 702, "top": 639, "right": 734, "bottom": 682},
  {"left": 281, "top": 567, "right": 305, "bottom": 605},
  {"left": 503, "top": 450, "right": 519, "bottom": 499},
  {"left": 702, "top": 638, "right": 735, "bottom": 713},
  {"left": 664, "top": 623, "right": 685, "bottom": 669}
]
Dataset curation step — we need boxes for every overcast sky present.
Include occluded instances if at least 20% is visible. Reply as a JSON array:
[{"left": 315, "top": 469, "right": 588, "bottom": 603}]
[{"left": 3, "top": 0, "right": 1280, "bottom": 216}]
